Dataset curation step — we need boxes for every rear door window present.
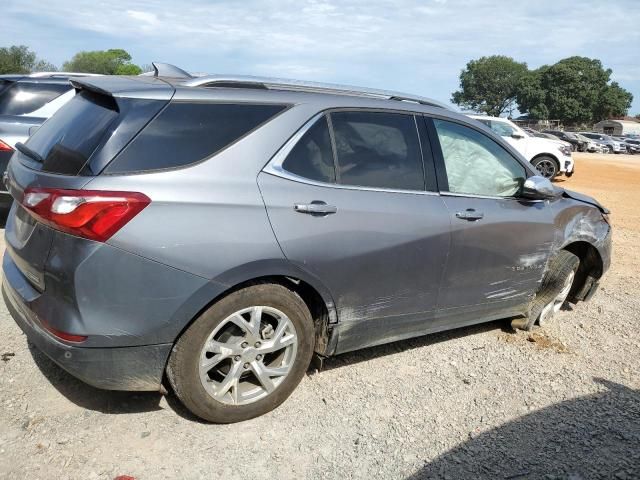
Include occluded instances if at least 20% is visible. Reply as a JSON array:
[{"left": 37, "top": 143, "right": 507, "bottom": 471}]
[
  {"left": 330, "top": 111, "right": 424, "bottom": 191},
  {"left": 23, "top": 90, "right": 119, "bottom": 175},
  {"left": 0, "top": 82, "right": 71, "bottom": 115},
  {"left": 281, "top": 115, "right": 335, "bottom": 183},
  {"left": 106, "top": 103, "right": 287, "bottom": 173}
]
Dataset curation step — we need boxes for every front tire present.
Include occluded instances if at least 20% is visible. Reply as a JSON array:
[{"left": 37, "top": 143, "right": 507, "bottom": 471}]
[
  {"left": 512, "top": 250, "right": 579, "bottom": 331},
  {"left": 531, "top": 156, "right": 559, "bottom": 179},
  {"left": 167, "top": 283, "right": 315, "bottom": 423}
]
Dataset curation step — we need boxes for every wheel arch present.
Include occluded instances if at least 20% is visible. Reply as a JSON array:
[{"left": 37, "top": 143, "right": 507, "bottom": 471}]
[
  {"left": 562, "top": 241, "right": 604, "bottom": 301},
  {"left": 169, "top": 260, "right": 339, "bottom": 359}
]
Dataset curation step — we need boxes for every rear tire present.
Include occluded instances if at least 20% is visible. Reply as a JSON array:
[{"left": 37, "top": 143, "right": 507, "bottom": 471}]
[
  {"left": 167, "top": 283, "right": 315, "bottom": 423},
  {"left": 512, "top": 250, "right": 580, "bottom": 331},
  {"left": 531, "top": 156, "right": 559, "bottom": 179}
]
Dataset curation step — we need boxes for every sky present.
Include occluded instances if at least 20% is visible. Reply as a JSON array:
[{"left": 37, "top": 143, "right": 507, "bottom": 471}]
[{"left": 3, "top": 0, "right": 640, "bottom": 114}]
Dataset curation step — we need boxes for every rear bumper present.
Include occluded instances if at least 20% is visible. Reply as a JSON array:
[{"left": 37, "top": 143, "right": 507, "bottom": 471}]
[{"left": 2, "top": 253, "right": 171, "bottom": 391}]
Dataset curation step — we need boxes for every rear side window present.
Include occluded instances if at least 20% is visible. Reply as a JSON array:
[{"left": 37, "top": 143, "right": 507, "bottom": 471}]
[
  {"left": 0, "top": 82, "right": 71, "bottom": 115},
  {"left": 330, "top": 111, "right": 424, "bottom": 191},
  {"left": 24, "top": 90, "right": 119, "bottom": 174},
  {"left": 282, "top": 116, "right": 335, "bottom": 183},
  {"left": 106, "top": 103, "right": 287, "bottom": 173}
]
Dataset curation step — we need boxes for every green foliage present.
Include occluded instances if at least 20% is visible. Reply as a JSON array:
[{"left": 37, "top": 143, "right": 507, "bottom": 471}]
[
  {"left": 62, "top": 49, "right": 142, "bottom": 75},
  {"left": 0, "top": 45, "right": 57, "bottom": 74},
  {"left": 595, "top": 81, "right": 634, "bottom": 120},
  {"left": 516, "top": 57, "right": 632, "bottom": 124},
  {"left": 451, "top": 56, "right": 529, "bottom": 117}
]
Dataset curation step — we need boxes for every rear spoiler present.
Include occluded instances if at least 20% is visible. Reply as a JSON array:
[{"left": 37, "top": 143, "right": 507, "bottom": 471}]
[{"left": 69, "top": 74, "right": 174, "bottom": 101}]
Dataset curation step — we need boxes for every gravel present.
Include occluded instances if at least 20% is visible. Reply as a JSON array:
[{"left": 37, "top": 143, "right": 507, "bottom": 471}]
[{"left": 1, "top": 154, "right": 638, "bottom": 479}]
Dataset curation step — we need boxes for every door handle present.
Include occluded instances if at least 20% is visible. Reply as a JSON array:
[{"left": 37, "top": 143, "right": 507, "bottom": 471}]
[
  {"left": 294, "top": 201, "right": 337, "bottom": 216},
  {"left": 455, "top": 209, "right": 484, "bottom": 221}
]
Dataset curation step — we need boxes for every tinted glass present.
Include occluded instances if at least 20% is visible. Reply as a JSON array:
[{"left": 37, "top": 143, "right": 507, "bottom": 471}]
[
  {"left": 434, "top": 119, "right": 526, "bottom": 197},
  {"left": 25, "top": 90, "right": 119, "bottom": 174},
  {"left": 107, "top": 103, "right": 286, "bottom": 173},
  {"left": 330, "top": 111, "right": 424, "bottom": 190},
  {"left": 282, "top": 116, "right": 335, "bottom": 183},
  {"left": 0, "top": 82, "right": 70, "bottom": 115}
]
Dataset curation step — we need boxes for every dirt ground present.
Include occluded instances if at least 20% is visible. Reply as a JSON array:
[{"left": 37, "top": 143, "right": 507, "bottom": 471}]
[{"left": 0, "top": 153, "right": 639, "bottom": 480}]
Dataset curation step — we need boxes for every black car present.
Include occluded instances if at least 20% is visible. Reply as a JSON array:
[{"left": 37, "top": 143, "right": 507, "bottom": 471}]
[{"left": 543, "top": 130, "right": 586, "bottom": 152}]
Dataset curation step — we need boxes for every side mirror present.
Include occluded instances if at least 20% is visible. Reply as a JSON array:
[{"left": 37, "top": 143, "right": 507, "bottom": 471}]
[
  {"left": 511, "top": 132, "right": 525, "bottom": 139},
  {"left": 521, "top": 175, "right": 560, "bottom": 200}
]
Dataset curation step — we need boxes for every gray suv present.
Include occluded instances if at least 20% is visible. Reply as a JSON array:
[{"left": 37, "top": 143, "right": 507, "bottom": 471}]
[{"left": 2, "top": 64, "right": 612, "bottom": 423}]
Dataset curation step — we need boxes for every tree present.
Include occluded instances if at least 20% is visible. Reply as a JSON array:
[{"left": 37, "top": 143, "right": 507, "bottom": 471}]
[
  {"left": 62, "top": 49, "right": 142, "bottom": 75},
  {"left": 595, "top": 81, "right": 634, "bottom": 120},
  {"left": 451, "top": 56, "right": 529, "bottom": 116},
  {"left": 0, "top": 45, "right": 57, "bottom": 74},
  {"left": 517, "top": 57, "right": 633, "bottom": 124}
]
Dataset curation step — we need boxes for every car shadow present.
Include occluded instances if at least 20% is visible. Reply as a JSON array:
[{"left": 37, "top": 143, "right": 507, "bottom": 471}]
[
  {"left": 405, "top": 378, "right": 639, "bottom": 479},
  {"left": 27, "top": 342, "right": 164, "bottom": 415},
  {"left": 27, "top": 318, "right": 517, "bottom": 421}
]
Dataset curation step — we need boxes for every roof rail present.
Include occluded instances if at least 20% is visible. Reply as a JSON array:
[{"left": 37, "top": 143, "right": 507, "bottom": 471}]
[
  {"left": 183, "top": 74, "right": 449, "bottom": 109},
  {"left": 28, "top": 72, "right": 102, "bottom": 78}
]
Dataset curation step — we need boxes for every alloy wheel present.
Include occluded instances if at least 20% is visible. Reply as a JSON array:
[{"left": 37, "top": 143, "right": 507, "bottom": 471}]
[
  {"left": 535, "top": 159, "right": 557, "bottom": 178},
  {"left": 198, "top": 306, "right": 298, "bottom": 405}
]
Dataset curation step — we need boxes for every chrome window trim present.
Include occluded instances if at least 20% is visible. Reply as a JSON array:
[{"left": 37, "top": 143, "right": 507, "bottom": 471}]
[
  {"left": 262, "top": 112, "right": 439, "bottom": 196},
  {"left": 440, "top": 191, "right": 545, "bottom": 203}
]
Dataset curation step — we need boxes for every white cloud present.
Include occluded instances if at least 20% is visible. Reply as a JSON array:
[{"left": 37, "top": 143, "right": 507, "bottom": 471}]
[{"left": 2, "top": 0, "right": 639, "bottom": 110}]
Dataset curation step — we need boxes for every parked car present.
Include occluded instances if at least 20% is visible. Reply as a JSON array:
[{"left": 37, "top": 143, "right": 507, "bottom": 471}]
[
  {"left": 580, "top": 133, "right": 627, "bottom": 154},
  {"left": 0, "top": 72, "right": 99, "bottom": 212},
  {"left": 621, "top": 138, "right": 640, "bottom": 154},
  {"left": 543, "top": 130, "right": 586, "bottom": 152},
  {"left": 572, "top": 133, "right": 601, "bottom": 153},
  {"left": 613, "top": 136, "right": 640, "bottom": 154},
  {"left": 2, "top": 65, "right": 611, "bottom": 423},
  {"left": 468, "top": 116, "right": 574, "bottom": 178}
]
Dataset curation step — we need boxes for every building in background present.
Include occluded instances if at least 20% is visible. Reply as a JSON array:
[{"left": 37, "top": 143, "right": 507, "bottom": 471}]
[{"left": 593, "top": 119, "right": 640, "bottom": 136}]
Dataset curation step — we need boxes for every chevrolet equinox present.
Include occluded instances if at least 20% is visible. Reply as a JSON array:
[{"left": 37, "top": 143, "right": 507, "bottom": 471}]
[{"left": 2, "top": 64, "right": 611, "bottom": 423}]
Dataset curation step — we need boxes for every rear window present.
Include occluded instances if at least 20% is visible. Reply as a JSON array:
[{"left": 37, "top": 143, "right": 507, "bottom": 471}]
[
  {"left": 0, "top": 82, "right": 71, "bottom": 115},
  {"left": 24, "top": 90, "right": 119, "bottom": 174},
  {"left": 105, "top": 102, "right": 287, "bottom": 173},
  {"left": 330, "top": 111, "right": 424, "bottom": 191},
  {"left": 282, "top": 115, "right": 336, "bottom": 183}
]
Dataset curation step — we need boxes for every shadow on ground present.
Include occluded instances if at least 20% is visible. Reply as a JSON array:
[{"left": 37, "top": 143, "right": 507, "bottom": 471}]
[
  {"left": 27, "top": 319, "right": 513, "bottom": 421},
  {"left": 27, "top": 342, "right": 164, "bottom": 415},
  {"left": 407, "top": 379, "right": 640, "bottom": 480}
]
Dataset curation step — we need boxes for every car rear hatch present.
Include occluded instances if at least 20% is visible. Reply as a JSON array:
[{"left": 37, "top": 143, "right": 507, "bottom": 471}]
[{"left": 4, "top": 75, "right": 173, "bottom": 291}]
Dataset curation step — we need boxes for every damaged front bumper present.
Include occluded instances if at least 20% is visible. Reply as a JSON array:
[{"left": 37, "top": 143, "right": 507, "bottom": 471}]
[{"left": 2, "top": 255, "right": 171, "bottom": 391}]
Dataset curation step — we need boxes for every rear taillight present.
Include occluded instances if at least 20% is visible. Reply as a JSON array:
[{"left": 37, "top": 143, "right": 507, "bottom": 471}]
[
  {"left": 21, "top": 187, "right": 151, "bottom": 242},
  {"left": 40, "top": 319, "right": 88, "bottom": 343},
  {"left": 0, "top": 139, "right": 13, "bottom": 152}
]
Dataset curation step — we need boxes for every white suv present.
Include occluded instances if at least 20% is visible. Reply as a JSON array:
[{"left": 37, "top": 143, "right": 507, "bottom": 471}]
[{"left": 468, "top": 115, "right": 574, "bottom": 178}]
